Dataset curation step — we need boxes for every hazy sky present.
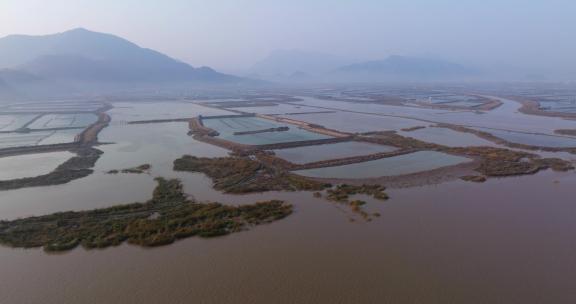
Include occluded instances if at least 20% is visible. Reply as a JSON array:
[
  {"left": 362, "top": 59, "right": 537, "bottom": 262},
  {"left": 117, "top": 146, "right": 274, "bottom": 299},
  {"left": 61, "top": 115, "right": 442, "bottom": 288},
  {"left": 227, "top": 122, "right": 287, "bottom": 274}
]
[{"left": 1, "top": 0, "right": 574, "bottom": 74}]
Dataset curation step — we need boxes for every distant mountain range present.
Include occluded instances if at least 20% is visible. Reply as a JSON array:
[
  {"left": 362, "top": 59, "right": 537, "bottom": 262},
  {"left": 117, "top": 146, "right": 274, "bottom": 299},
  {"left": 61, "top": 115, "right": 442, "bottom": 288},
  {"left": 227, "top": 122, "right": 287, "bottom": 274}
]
[
  {"left": 0, "top": 28, "right": 246, "bottom": 98},
  {"left": 249, "top": 49, "right": 355, "bottom": 77},
  {"left": 0, "top": 28, "right": 488, "bottom": 99},
  {"left": 247, "top": 50, "right": 479, "bottom": 82},
  {"left": 333, "top": 55, "right": 478, "bottom": 81}
]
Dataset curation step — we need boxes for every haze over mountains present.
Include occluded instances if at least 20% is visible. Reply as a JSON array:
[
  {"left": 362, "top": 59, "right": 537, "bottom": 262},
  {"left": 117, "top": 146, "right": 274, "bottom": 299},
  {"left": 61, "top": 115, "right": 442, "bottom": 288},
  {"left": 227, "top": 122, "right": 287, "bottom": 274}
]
[
  {"left": 333, "top": 55, "right": 479, "bottom": 82},
  {"left": 0, "top": 27, "right": 558, "bottom": 100},
  {"left": 248, "top": 50, "right": 355, "bottom": 79},
  {"left": 246, "top": 50, "right": 480, "bottom": 82},
  {"left": 0, "top": 28, "right": 245, "bottom": 98}
]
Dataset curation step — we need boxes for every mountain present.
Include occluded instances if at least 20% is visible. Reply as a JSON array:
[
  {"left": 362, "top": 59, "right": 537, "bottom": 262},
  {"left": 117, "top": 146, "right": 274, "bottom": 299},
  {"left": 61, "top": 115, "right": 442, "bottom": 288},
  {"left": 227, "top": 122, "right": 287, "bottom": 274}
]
[
  {"left": 333, "top": 55, "right": 478, "bottom": 81},
  {"left": 0, "top": 74, "right": 21, "bottom": 101},
  {"left": 0, "top": 68, "right": 72, "bottom": 99},
  {"left": 0, "top": 28, "right": 243, "bottom": 86},
  {"left": 250, "top": 49, "right": 355, "bottom": 77}
]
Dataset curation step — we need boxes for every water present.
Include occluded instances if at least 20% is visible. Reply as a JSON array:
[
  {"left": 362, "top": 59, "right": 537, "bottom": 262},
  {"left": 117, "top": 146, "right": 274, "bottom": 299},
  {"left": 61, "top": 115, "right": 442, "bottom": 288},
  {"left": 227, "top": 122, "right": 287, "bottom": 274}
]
[
  {"left": 0, "top": 132, "right": 53, "bottom": 149},
  {"left": 233, "top": 103, "right": 331, "bottom": 115},
  {"left": 292, "top": 96, "right": 576, "bottom": 135},
  {"left": 1, "top": 171, "right": 576, "bottom": 303},
  {"left": 1, "top": 100, "right": 576, "bottom": 303},
  {"left": 274, "top": 141, "right": 397, "bottom": 164},
  {"left": 398, "top": 127, "right": 497, "bottom": 147},
  {"left": 108, "top": 101, "right": 233, "bottom": 122},
  {"left": 0, "top": 101, "right": 104, "bottom": 113},
  {"left": 27, "top": 113, "right": 97, "bottom": 129},
  {"left": 279, "top": 111, "right": 428, "bottom": 133},
  {"left": 202, "top": 116, "right": 329, "bottom": 145},
  {"left": 540, "top": 100, "right": 576, "bottom": 113},
  {"left": 38, "top": 129, "right": 81, "bottom": 145},
  {"left": 0, "top": 151, "right": 75, "bottom": 180},
  {"left": 476, "top": 128, "right": 576, "bottom": 148},
  {"left": 0, "top": 114, "right": 38, "bottom": 131},
  {"left": 295, "top": 151, "right": 471, "bottom": 178}
]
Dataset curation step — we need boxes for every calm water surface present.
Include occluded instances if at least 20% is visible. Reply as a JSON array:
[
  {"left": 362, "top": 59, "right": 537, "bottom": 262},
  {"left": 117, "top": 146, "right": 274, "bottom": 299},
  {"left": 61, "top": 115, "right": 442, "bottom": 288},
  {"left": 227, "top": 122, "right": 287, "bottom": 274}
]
[
  {"left": 0, "top": 151, "right": 75, "bottom": 180},
  {"left": 1, "top": 171, "right": 575, "bottom": 303},
  {"left": 274, "top": 141, "right": 397, "bottom": 164},
  {"left": 296, "top": 151, "right": 471, "bottom": 178},
  {"left": 398, "top": 127, "right": 497, "bottom": 147},
  {"left": 1, "top": 101, "right": 576, "bottom": 303},
  {"left": 203, "top": 116, "right": 329, "bottom": 145}
]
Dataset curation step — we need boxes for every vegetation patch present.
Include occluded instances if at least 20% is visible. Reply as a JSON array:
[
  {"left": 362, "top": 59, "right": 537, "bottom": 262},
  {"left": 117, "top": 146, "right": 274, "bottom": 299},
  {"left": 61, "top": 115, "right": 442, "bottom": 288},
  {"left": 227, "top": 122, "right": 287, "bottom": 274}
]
[
  {"left": 173, "top": 155, "right": 329, "bottom": 193},
  {"left": 447, "top": 147, "right": 574, "bottom": 176},
  {"left": 324, "top": 184, "right": 388, "bottom": 221},
  {"left": 400, "top": 126, "right": 426, "bottom": 132},
  {"left": 0, "top": 177, "right": 292, "bottom": 252},
  {"left": 0, "top": 147, "right": 102, "bottom": 191},
  {"left": 363, "top": 133, "right": 574, "bottom": 178},
  {"left": 436, "top": 124, "right": 576, "bottom": 153},
  {"left": 233, "top": 126, "right": 289, "bottom": 136},
  {"left": 555, "top": 129, "right": 576, "bottom": 136},
  {"left": 460, "top": 175, "right": 487, "bottom": 183},
  {"left": 107, "top": 164, "right": 151, "bottom": 174}
]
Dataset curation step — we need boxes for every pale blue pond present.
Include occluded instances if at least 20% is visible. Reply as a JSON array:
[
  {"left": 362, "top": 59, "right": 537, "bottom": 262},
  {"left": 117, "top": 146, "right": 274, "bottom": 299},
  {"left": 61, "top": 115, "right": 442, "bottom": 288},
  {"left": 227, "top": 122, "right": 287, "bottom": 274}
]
[
  {"left": 476, "top": 128, "right": 576, "bottom": 148},
  {"left": 399, "top": 127, "right": 495, "bottom": 147},
  {"left": 0, "top": 114, "right": 38, "bottom": 131},
  {"left": 274, "top": 141, "right": 397, "bottom": 164},
  {"left": 28, "top": 113, "right": 97, "bottom": 129},
  {"left": 203, "top": 116, "right": 329, "bottom": 145},
  {"left": 295, "top": 151, "right": 471, "bottom": 178}
]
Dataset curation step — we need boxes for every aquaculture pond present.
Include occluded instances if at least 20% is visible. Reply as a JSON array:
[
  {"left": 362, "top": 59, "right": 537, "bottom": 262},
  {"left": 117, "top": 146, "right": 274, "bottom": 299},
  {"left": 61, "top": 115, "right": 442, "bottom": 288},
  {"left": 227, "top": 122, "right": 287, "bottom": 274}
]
[
  {"left": 295, "top": 151, "right": 471, "bottom": 178},
  {"left": 0, "top": 151, "right": 75, "bottom": 180},
  {"left": 232, "top": 103, "right": 332, "bottom": 115},
  {"left": 0, "top": 121, "right": 232, "bottom": 220},
  {"left": 27, "top": 113, "right": 97, "bottom": 130},
  {"left": 37, "top": 129, "right": 80, "bottom": 145},
  {"left": 293, "top": 96, "right": 576, "bottom": 135},
  {"left": 476, "top": 128, "right": 576, "bottom": 148},
  {"left": 202, "top": 116, "right": 329, "bottom": 145},
  {"left": 0, "top": 130, "right": 79, "bottom": 149},
  {"left": 273, "top": 141, "right": 397, "bottom": 164},
  {"left": 0, "top": 101, "right": 104, "bottom": 113},
  {"left": 539, "top": 100, "right": 576, "bottom": 113},
  {"left": 3, "top": 99, "right": 576, "bottom": 304},
  {"left": 279, "top": 111, "right": 427, "bottom": 133},
  {"left": 107, "top": 101, "right": 233, "bottom": 122},
  {"left": 441, "top": 100, "right": 484, "bottom": 107},
  {"left": 398, "top": 127, "right": 496, "bottom": 147},
  {"left": 0, "top": 114, "right": 38, "bottom": 131}
]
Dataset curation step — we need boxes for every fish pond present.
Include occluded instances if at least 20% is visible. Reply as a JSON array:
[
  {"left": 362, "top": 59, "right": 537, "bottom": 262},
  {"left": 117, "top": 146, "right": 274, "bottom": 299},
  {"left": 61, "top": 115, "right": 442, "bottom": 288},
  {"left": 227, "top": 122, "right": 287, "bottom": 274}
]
[{"left": 295, "top": 151, "right": 471, "bottom": 178}]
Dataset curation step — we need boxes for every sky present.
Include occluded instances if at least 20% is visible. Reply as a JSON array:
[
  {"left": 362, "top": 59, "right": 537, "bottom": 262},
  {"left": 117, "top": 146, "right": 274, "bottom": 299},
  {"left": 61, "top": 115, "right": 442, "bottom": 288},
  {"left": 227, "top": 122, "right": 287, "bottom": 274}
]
[{"left": 0, "top": 0, "right": 575, "bottom": 75}]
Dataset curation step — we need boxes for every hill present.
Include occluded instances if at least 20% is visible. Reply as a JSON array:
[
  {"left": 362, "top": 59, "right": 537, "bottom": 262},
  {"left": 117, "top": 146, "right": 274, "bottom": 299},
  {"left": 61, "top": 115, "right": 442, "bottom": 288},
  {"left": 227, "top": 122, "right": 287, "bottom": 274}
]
[
  {"left": 0, "top": 28, "right": 243, "bottom": 86},
  {"left": 333, "top": 55, "right": 478, "bottom": 81}
]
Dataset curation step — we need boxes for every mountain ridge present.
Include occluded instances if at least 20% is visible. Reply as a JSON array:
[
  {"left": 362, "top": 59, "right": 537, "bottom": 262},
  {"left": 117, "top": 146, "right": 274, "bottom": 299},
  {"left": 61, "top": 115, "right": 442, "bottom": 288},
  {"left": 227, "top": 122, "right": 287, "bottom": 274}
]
[{"left": 0, "top": 28, "right": 245, "bottom": 88}]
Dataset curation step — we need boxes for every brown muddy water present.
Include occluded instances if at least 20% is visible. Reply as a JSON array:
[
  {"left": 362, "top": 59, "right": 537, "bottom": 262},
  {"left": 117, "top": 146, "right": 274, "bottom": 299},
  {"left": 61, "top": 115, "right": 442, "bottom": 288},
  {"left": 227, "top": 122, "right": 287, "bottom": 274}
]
[
  {"left": 1, "top": 170, "right": 576, "bottom": 304},
  {"left": 1, "top": 100, "right": 576, "bottom": 304}
]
